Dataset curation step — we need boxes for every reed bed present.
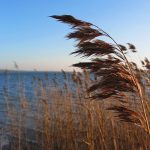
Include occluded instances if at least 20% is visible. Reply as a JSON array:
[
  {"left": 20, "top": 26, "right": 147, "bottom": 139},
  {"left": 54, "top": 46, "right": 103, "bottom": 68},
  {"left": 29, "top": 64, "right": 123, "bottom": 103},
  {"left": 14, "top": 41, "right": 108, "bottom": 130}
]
[
  {"left": 0, "top": 15, "right": 150, "bottom": 150},
  {"left": 0, "top": 69, "right": 149, "bottom": 150}
]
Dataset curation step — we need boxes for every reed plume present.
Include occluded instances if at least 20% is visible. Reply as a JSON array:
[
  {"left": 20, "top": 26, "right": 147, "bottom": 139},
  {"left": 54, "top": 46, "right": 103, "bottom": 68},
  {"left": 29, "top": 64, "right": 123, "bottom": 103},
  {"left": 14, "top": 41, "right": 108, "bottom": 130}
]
[{"left": 51, "top": 15, "right": 150, "bottom": 135}]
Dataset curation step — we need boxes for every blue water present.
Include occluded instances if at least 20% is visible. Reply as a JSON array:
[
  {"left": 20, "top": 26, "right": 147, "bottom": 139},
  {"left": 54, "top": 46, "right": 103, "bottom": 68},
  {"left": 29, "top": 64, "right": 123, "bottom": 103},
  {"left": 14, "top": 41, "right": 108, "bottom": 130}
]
[
  {"left": 0, "top": 71, "right": 149, "bottom": 148},
  {"left": 0, "top": 71, "right": 73, "bottom": 128},
  {"left": 0, "top": 71, "right": 149, "bottom": 129}
]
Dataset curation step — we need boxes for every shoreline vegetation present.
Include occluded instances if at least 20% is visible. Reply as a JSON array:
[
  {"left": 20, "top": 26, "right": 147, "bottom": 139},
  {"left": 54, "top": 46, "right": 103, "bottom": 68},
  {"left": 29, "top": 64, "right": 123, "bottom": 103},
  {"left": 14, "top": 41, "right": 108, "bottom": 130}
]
[
  {"left": 1, "top": 70, "right": 150, "bottom": 150},
  {"left": 0, "top": 15, "right": 150, "bottom": 150}
]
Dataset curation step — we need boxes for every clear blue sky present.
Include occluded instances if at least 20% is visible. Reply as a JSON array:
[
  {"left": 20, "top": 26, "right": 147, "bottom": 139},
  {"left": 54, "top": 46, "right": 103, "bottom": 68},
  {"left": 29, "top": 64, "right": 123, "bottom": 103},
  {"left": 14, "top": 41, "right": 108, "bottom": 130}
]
[{"left": 0, "top": 0, "right": 150, "bottom": 71}]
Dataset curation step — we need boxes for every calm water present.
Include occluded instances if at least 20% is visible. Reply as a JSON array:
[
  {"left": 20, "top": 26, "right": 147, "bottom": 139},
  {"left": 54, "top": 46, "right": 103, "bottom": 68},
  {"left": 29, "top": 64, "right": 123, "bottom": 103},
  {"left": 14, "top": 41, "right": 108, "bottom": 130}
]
[
  {"left": 0, "top": 71, "right": 72, "bottom": 127},
  {"left": 0, "top": 71, "right": 149, "bottom": 147},
  {"left": 0, "top": 71, "right": 75, "bottom": 146}
]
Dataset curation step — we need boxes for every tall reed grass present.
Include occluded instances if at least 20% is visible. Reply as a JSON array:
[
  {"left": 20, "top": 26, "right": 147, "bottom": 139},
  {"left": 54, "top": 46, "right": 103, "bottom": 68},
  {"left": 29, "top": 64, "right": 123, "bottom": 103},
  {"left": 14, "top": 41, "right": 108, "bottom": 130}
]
[
  {"left": 0, "top": 15, "right": 150, "bottom": 150},
  {"left": 1, "top": 69, "right": 150, "bottom": 150},
  {"left": 51, "top": 15, "right": 150, "bottom": 135}
]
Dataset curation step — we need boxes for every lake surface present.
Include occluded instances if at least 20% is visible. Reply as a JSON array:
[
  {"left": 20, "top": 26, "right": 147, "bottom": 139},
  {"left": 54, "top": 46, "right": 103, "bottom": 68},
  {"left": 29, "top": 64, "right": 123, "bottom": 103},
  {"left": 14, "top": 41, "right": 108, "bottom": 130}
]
[
  {"left": 0, "top": 71, "right": 72, "bottom": 127},
  {"left": 0, "top": 71, "right": 75, "bottom": 147},
  {"left": 0, "top": 71, "right": 149, "bottom": 148}
]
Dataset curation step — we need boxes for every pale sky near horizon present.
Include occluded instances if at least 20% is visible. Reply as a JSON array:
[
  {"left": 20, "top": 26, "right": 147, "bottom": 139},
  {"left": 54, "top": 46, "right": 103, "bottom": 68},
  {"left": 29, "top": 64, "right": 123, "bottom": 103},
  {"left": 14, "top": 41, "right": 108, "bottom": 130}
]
[{"left": 0, "top": 0, "right": 150, "bottom": 71}]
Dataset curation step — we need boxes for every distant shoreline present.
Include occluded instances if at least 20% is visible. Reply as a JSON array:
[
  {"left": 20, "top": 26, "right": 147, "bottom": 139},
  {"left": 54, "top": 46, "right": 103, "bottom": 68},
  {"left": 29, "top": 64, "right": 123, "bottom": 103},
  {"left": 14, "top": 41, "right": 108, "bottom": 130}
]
[{"left": 0, "top": 70, "right": 73, "bottom": 73}]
